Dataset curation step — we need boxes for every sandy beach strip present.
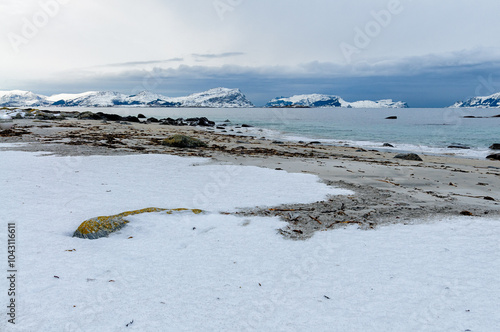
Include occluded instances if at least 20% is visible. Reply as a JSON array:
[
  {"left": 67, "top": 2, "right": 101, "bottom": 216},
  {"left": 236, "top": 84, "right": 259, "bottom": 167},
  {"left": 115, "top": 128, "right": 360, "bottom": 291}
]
[{"left": 1, "top": 117, "right": 499, "bottom": 238}]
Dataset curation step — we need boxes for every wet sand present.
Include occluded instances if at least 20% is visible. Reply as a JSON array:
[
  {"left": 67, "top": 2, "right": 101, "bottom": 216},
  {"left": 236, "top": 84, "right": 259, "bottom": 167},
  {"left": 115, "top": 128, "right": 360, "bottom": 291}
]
[{"left": 2, "top": 118, "right": 499, "bottom": 239}]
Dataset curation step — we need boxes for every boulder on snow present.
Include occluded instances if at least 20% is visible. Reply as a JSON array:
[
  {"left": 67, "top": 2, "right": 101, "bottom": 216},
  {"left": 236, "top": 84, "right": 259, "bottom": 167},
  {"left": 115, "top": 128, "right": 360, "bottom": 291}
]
[{"left": 73, "top": 207, "right": 203, "bottom": 239}]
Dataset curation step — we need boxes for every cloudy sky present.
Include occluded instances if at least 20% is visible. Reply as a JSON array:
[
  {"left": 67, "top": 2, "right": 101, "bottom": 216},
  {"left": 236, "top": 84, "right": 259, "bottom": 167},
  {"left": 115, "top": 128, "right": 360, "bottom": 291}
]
[{"left": 1, "top": 0, "right": 500, "bottom": 107}]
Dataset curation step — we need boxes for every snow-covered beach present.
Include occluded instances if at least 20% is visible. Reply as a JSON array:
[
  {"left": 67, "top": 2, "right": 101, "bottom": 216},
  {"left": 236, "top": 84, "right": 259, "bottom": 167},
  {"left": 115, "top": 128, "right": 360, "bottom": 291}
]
[{"left": 1, "top": 115, "right": 500, "bottom": 331}]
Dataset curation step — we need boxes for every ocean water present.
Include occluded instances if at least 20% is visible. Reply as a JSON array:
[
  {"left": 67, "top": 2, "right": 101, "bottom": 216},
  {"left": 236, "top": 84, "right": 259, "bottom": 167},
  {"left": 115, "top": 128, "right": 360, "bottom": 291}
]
[{"left": 46, "top": 107, "right": 500, "bottom": 159}]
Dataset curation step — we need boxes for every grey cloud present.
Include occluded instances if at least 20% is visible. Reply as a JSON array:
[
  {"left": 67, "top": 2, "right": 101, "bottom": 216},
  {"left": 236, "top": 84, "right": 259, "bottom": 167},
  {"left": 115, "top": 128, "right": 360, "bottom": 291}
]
[
  {"left": 100, "top": 58, "right": 184, "bottom": 68},
  {"left": 192, "top": 52, "right": 245, "bottom": 61},
  {"left": 20, "top": 51, "right": 500, "bottom": 108}
]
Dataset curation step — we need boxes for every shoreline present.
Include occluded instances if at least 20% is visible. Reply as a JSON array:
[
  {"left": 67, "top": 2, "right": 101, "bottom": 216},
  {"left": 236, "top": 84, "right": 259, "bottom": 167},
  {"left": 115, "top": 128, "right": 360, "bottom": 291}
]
[{"left": 2, "top": 117, "right": 499, "bottom": 238}]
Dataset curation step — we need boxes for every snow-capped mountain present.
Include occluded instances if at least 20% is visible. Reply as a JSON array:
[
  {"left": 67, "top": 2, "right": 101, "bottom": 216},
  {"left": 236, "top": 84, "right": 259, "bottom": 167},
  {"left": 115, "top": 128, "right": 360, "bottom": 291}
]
[
  {"left": 450, "top": 92, "right": 500, "bottom": 108},
  {"left": 49, "top": 91, "right": 130, "bottom": 107},
  {"left": 0, "top": 90, "right": 50, "bottom": 107},
  {"left": 170, "top": 88, "right": 253, "bottom": 108},
  {"left": 266, "top": 94, "right": 346, "bottom": 108},
  {"left": 0, "top": 88, "right": 253, "bottom": 108},
  {"left": 265, "top": 94, "right": 409, "bottom": 108}
]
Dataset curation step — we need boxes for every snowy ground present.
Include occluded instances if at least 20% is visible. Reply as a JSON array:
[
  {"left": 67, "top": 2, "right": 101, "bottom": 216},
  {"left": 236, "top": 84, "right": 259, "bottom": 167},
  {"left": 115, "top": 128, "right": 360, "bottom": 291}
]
[{"left": 1, "top": 145, "right": 499, "bottom": 331}]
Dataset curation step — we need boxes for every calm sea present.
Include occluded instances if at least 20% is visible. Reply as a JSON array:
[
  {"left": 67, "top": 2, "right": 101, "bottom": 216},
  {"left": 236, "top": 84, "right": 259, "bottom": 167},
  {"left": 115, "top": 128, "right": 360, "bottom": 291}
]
[{"left": 48, "top": 107, "right": 500, "bottom": 159}]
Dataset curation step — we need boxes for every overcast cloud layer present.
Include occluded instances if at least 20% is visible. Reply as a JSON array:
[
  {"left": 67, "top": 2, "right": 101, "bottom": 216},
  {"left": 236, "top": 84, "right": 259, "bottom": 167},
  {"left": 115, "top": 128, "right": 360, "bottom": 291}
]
[{"left": 1, "top": 0, "right": 500, "bottom": 107}]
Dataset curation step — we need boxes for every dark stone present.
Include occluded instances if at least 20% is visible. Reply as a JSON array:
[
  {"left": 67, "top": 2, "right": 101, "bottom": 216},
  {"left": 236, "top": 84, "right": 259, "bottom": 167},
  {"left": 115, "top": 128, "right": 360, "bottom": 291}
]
[
  {"left": 161, "top": 117, "right": 187, "bottom": 126},
  {"left": 486, "top": 153, "right": 500, "bottom": 161},
  {"left": 147, "top": 117, "right": 159, "bottom": 123},
  {"left": 216, "top": 126, "right": 225, "bottom": 130},
  {"left": 308, "top": 141, "right": 321, "bottom": 145},
  {"left": 96, "top": 112, "right": 122, "bottom": 122},
  {"left": 489, "top": 143, "right": 500, "bottom": 150},
  {"left": 241, "top": 124, "right": 253, "bottom": 128},
  {"left": 162, "top": 135, "right": 207, "bottom": 148},
  {"left": 385, "top": 116, "right": 398, "bottom": 120},
  {"left": 394, "top": 153, "right": 423, "bottom": 161},
  {"left": 35, "top": 112, "right": 58, "bottom": 120},
  {"left": 123, "top": 116, "right": 140, "bottom": 123},
  {"left": 448, "top": 145, "right": 470, "bottom": 149},
  {"left": 383, "top": 143, "right": 394, "bottom": 147},
  {"left": 492, "top": 114, "right": 500, "bottom": 118},
  {"left": 77, "top": 111, "right": 103, "bottom": 120},
  {"left": 137, "top": 114, "right": 146, "bottom": 119}
]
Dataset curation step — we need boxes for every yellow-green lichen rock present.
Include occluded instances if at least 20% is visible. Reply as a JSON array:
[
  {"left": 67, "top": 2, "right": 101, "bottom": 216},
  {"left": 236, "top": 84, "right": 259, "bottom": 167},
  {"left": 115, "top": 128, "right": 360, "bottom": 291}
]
[
  {"left": 73, "top": 207, "right": 203, "bottom": 239},
  {"left": 162, "top": 135, "right": 207, "bottom": 148}
]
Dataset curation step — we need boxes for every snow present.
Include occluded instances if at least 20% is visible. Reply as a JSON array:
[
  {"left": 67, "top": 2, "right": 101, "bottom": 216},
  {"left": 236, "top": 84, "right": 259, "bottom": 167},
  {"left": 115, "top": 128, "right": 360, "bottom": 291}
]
[
  {"left": 1, "top": 148, "right": 499, "bottom": 331},
  {"left": 46, "top": 92, "right": 99, "bottom": 103}
]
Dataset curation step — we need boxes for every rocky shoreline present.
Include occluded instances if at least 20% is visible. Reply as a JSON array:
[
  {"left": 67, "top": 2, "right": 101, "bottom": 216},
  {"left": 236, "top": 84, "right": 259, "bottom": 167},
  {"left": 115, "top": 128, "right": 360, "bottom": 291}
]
[{"left": 1, "top": 110, "right": 500, "bottom": 239}]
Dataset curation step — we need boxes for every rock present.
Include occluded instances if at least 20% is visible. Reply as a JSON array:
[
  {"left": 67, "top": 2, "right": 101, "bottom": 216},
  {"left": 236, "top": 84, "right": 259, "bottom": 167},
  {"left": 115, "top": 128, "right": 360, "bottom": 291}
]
[
  {"left": 486, "top": 153, "right": 500, "bottom": 161},
  {"left": 137, "top": 113, "right": 146, "bottom": 119},
  {"left": 385, "top": 116, "right": 398, "bottom": 120},
  {"left": 448, "top": 144, "right": 470, "bottom": 149},
  {"left": 241, "top": 124, "right": 253, "bottom": 128},
  {"left": 308, "top": 141, "right": 321, "bottom": 145},
  {"left": 489, "top": 143, "right": 500, "bottom": 150},
  {"left": 98, "top": 113, "right": 123, "bottom": 122},
  {"left": 186, "top": 117, "right": 215, "bottom": 127},
  {"left": 394, "top": 153, "right": 423, "bottom": 161},
  {"left": 123, "top": 116, "right": 140, "bottom": 123},
  {"left": 77, "top": 111, "right": 102, "bottom": 120},
  {"left": 162, "top": 135, "right": 207, "bottom": 148},
  {"left": 383, "top": 143, "right": 394, "bottom": 147},
  {"left": 147, "top": 117, "right": 159, "bottom": 123},
  {"left": 73, "top": 208, "right": 203, "bottom": 239},
  {"left": 161, "top": 117, "right": 187, "bottom": 126},
  {"left": 216, "top": 126, "right": 225, "bottom": 130},
  {"left": 460, "top": 210, "right": 473, "bottom": 216},
  {"left": 35, "top": 112, "right": 58, "bottom": 120},
  {"left": 492, "top": 114, "right": 500, "bottom": 118}
]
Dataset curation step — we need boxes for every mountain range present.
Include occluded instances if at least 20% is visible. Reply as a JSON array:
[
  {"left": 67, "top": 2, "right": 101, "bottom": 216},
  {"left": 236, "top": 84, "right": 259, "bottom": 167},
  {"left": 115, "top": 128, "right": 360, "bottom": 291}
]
[
  {"left": 265, "top": 94, "right": 409, "bottom": 108},
  {"left": 3, "top": 88, "right": 500, "bottom": 109},
  {"left": 450, "top": 92, "right": 500, "bottom": 108},
  {"left": 0, "top": 88, "right": 254, "bottom": 108}
]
